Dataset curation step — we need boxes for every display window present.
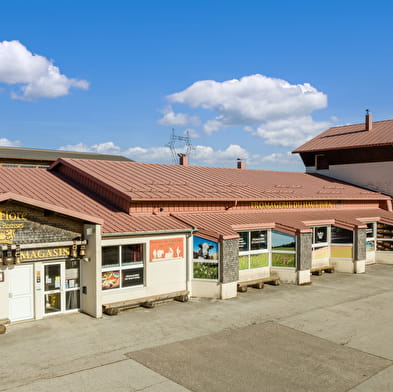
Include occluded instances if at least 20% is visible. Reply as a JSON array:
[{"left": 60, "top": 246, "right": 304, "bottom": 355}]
[
  {"left": 312, "top": 226, "right": 329, "bottom": 261},
  {"left": 377, "top": 223, "right": 393, "bottom": 251},
  {"left": 102, "top": 244, "right": 144, "bottom": 290},
  {"left": 192, "top": 236, "right": 219, "bottom": 280},
  {"left": 238, "top": 230, "right": 269, "bottom": 270},
  {"left": 331, "top": 226, "right": 353, "bottom": 244},
  {"left": 271, "top": 230, "right": 296, "bottom": 268},
  {"left": 366, "top": 223, "right": 376, "bottom": 252}
]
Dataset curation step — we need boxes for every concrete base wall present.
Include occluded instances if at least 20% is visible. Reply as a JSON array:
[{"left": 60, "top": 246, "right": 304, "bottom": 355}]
[
  {"left": 376, "top": 252, "right": 393, "bottom": 264},
  {"left": 272, "top": 268, "right": 297, "bottom": 283},
  {"left": 298, "top": 270, "right": 311, "bottom": 285},
  {"left": 354, "top": 260, "right": 366, "bottom": 274},
  {"left": 239, "top": 267, "right": 270, "bottom": 282},
  {"left": 220, "top": 282, "right": 237, "bottom": 299},
  {"left": 191, "top": 280, "right": 221, "bottom": 298}
]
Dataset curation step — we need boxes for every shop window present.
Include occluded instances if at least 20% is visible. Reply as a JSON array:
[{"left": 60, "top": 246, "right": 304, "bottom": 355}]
[
  {"left": 312, "top": 226, "right": 329, "bottom": 261},
  {"left": 331, "top": 226, "right": 353, "bottom": 259},
  {"left": 238, "top": 231, "right": 269, "bottom": 270},
  {"left": 366, "top": 223, "right": 376, "bottom": 252},
  {"left": 193, "top": 236, "right": 219, "bottom": 280},
  {"left": 331, "top": 226, "right": 353, "bottom": 244},
  {"left": 102, "top": 244, "right": 144, "bottom": 290},
  {"left": 377, "top": 223, "right": 393, "bottom": 251},
  {"left": 271, "top": 230, "right": 296, "bottom": 267}
]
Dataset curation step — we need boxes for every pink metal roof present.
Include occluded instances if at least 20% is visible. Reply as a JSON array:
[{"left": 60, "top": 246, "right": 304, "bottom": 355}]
[
  {"left": 172, "top": 209, "right": 393, "bottom": 239},
  {"left": 0, "top": 167, "right": 192, "bottom": 234},
  {"left": 293, "top": 119, "right": 393, "bottom": 153},
  {"left": 50, "top": 158, "right": 389, "bottom": 202}
]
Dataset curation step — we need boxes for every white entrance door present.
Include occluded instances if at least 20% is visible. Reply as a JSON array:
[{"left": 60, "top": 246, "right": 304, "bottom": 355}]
[{"left": 8, "top": 265, "right": 34, "bottom": 322}]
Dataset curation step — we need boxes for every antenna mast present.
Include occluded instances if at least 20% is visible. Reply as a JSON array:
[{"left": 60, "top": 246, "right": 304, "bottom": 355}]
[{"left": 166, "top": 129, "right": 193, "bottom": 163}]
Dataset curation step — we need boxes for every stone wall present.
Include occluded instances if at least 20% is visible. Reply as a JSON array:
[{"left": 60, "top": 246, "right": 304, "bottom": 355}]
[
  {"left": 220, "top": 238, "right": 239, "bottom": 283},
  {"left": 354, "top": 228, "right": 366, "bottom": 261},
  {"left": 297, "top": 232, "right": 312, "bottom": 271}
]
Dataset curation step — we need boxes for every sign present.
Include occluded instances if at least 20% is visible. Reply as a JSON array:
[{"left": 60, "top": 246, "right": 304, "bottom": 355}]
[
  {"left": 193, "top": 236, "right": 218, "bottom": 261},
  {"left": 122, "top": 268, "right": 144, "bottom": 287},
  {"left": 102, "top": 271, "right": 120, "bottom": 290},
  {"left": 251, "top": 201, "right": 333, "bottom": 209},
  {"left": 150, "top": 238, "right": 184, "bottom": 262},
  {"left": 0, "top": 209, "right": 27, "bottom": 244},
  {"left": 20, "top": 247, "right": 71, "bottom": 262}
]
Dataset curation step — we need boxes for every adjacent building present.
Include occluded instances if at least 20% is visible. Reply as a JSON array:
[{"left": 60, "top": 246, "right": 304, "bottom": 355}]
[{"left": 1, "top": 155, "right": 393, "bottom": 326}]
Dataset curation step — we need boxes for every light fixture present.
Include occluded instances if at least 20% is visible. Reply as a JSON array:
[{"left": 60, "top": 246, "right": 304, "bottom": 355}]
[
  {"left": 5, "top": 245, "right": 14, "bottom": 265},
  {"left": 79, "top": 243, "right": 86, "bottom": 257},
  {"left": 15, "top": 244, "right": 21, "bottom": 264},
  {"left": 71, "top": 240, "right": 78, "bottom": 258}
]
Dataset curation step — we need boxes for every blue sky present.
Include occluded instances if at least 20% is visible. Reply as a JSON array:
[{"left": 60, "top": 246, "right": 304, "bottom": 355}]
[{"left": 1, "top": 0, "right": 393, "bottom": 170}]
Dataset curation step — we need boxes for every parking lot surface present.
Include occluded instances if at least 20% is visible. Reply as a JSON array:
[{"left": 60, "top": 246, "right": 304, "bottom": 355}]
[{"left": 1, "top": 264, "right": 393, "bottom": 392}]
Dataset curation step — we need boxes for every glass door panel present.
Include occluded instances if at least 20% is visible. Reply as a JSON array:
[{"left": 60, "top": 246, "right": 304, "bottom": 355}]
[{"left": 44, "top": 263, "right": 62, "bottom": 314}]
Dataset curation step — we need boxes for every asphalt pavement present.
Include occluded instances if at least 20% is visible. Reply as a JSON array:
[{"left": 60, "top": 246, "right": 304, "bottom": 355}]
[{"left": 1, "top": 264, "right": 393, "bottom": 392}]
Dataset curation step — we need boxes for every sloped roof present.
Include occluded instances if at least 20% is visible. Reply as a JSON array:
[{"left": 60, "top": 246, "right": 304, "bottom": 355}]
[
  {"left": 0, "top": 146, "right": 131, "bottom": 162},
  {"left": 0, "top": 167, "right": 192, "bottom": 234},
  {"left": 50, "top": 158, "right": 390, "bottom": 201},
  {"left": 172, "top": 208, "right": 393, "bottom": 239},
  {"left": 293, "top": 119, "right": 393, "bottom": 153}
]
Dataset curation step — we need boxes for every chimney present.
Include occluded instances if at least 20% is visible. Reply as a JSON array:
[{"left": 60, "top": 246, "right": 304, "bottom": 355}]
[
  {"left": 365, "top": 109, "right": 372, "bottom": 131},
  {"left": 237, "top": 158, "right": 246, "bottom": 170},
  {"left": 179, "top": 153, "right": 188, "bottom": 166}
]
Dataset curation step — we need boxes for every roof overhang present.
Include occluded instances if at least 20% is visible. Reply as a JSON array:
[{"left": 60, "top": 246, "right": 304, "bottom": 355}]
[{"left": 0, "top": 192, "right": 104, "bottom": 225}]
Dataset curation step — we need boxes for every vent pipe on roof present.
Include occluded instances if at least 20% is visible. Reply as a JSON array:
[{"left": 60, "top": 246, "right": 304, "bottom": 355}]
[
  {"left": 365, "top": 109, "right": 372, "bottom": 131},
  {"left": 178, "top": 153, "right": 188, "bottom": 166},
  {"left": 237, "top": 158, "right": 246, "bottom": 169}
]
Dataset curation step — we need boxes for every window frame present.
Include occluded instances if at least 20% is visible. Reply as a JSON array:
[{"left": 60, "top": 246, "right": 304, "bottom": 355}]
[
  {"left": 101, "top": 244, "right": 145, "bottom": 290},
  {"left": 238, "top": 230, "right": 269, "bottom": 271}
]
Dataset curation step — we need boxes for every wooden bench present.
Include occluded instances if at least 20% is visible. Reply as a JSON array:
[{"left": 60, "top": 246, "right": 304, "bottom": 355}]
[
  {"left": 103, "top": 290, "right": 189, "bottom": 316},
  {"left": 310, "top": 265, "right": 335, "bottom": 276},
  {"left": 237, "top": 276, "right": 280, "bottom": 293}
]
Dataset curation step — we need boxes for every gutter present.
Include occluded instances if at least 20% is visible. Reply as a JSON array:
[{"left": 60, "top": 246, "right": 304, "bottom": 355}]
[{"left": 102, "top": 228, "right": 197, "bottom": 237}]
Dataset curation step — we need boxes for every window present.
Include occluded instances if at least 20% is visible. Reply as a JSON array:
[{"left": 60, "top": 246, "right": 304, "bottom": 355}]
[
  {"left": 366, "top": 223, "right": 376, "bottom": 252},
  {"left": 102, "top": 244, "right": 144, "bottom": 290},
  {"left": 193, "top": 236, "right": 219, "bottom": 280},
  {"left": 377, "top": 223, "right": 393, "bottom": 251},
  {"left": 271, "top": 230, "right": 296, "bottom": 267},
  {"left": 238, "top": 231, "right": 269, "bottom": 270},
  {"left": 315, "top": 154, "right": 329, "bottom": 170},
  {"left": 312, "top": 226, "right": 329, "bottom": 261},
  {"left": 331, "top": 226, "right": 353, "bottom": 244},
  {"left": 331, "top": 226, "right": 353, "bottom": 259}
]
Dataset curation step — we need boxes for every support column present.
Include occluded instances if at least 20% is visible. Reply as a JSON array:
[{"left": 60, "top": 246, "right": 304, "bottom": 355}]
[
  {"left": 354, "top": 228, "right": 366, "bottom": 273},
  {"left": 219, "top": 238, "right": 239, "bottom": 299},
  {"left": 296, "top": 232, "right": 312, "bottom": 285}
]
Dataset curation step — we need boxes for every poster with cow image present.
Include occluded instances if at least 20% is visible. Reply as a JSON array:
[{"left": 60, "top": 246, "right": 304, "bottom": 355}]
[
  {"left": 150, "top": 237, "right": 184, "bottom": 262},
  {"left": 193, "top": 236, "right": 219, "bottom": 280}
]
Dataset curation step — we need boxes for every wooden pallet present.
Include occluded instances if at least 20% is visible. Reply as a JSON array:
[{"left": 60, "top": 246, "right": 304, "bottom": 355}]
[
  {"left": 310, "top": 265, "right": 335, "bottom": 276},
  {"left": 103, "top": 290, "right": 189, "bottom": 315},
  {"left": 237, "top": 275, "right": 280, "bottom": 293}
]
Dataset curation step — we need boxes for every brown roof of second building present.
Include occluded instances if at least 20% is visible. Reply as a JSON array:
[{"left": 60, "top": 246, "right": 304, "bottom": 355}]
[
  {"left": 0, "top": 167, "right": 192, "bottom": 234},
  {"left": 293, "top": 119, "right": 393, "bottom": 153},
  {"left": 50, "top": 158, "right": 390, "bottom": 202}
]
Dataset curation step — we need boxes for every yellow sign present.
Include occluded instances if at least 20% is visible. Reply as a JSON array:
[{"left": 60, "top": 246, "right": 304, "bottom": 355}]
[
  {"left": 251, "top": 201, "right": 333, "bottom": 209},
  {"left": 0, "top": 209, "right": 27, "bottom": 244},
  {"left": 0, "top": 210, "right": 27, "bottom": 221},
  {"left": 20, "top": 247, "right": 71, "bottom": 261}
]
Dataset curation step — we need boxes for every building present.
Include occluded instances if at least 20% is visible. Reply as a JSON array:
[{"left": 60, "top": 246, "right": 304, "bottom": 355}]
[
  {"left": 0, "top": 146, "right": 131, "bottom": 168},
  {"left": 293, "top": 111, "right": 393, "bottom": 196},
  {"left": 1, "top": 156, "right": 393, "bottom": 327}
]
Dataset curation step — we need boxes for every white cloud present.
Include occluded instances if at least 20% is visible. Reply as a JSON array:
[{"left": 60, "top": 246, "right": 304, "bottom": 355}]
[
  {"left": 158, "top": 106, "right": 200, "bottom": 126},
  {"left": 0, "top": 138, "right": 22, "bottom": 147},
  {"left": 249, "top": 116, "right": 330, "bottom": 147},
  {"left": 164, "top": 74, "right": 329, "bottom": 145},
  {"left": 58, "top": 141, "right": 303, "bottom": 170},
  {"left": 0, "top": 40, "right": 89, "bottom": 100}
]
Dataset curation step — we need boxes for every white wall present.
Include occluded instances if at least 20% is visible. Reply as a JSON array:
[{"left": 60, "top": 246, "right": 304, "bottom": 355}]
[
  {"left": 0, "top": 265, "right": 8, "bottom": 321},
  {"left": 307, "top": 162, "right": 393, "bottom": 196},
  {"left": 101, "top": 234, "right": 187, "bottom": 305}
]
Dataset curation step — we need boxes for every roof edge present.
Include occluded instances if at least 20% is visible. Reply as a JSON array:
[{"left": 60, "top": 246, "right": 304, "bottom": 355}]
[{"left": 0, "top": 192, "right": 104, "bottom": 225}]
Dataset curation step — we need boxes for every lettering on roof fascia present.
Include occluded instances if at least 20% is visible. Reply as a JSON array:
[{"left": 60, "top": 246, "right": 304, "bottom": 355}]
[{"left": 250, "top": 201, "right": 333, "bottom": 209}]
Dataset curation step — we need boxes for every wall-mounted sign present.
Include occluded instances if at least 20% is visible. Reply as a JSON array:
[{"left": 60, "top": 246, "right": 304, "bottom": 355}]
[
  {"left": 251, "top": 201, "right": 333, "bottom": 209},
  {"left": 193, "top": 236, "right": 218, "bottom": 261},
  {"left": 20, "top": 247, "right": 71, "bottom": 262},
  {"left": 150, "top": 237, "right": 184, "bottom": 262}
]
